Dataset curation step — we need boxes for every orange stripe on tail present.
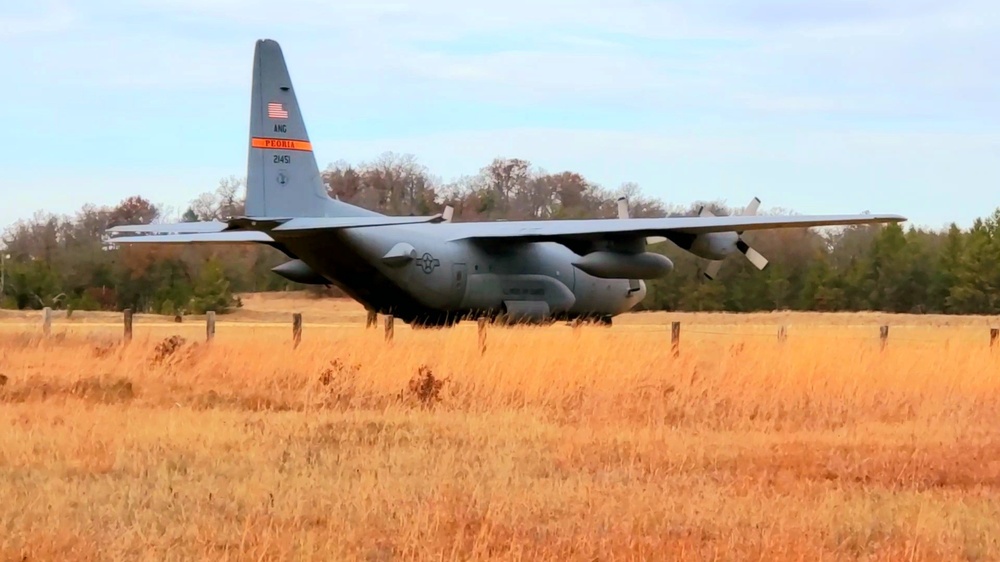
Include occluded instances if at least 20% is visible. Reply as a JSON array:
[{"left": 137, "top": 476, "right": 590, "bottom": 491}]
[{"left": 251, "top": 137, "right": 313, "bottom": 152}]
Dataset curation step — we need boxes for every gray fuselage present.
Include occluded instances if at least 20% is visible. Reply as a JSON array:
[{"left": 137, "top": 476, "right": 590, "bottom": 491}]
[{"left": 274, "top": 222, "right": 647, "bottom": 325}]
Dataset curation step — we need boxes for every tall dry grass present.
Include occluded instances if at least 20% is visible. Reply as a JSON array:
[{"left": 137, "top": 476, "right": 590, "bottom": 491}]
[{"left": 1, "top": 320, "right": 999, "bottom": 561}]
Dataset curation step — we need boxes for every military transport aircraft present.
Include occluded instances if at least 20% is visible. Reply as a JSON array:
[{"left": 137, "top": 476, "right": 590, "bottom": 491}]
[{"left": 105, "top": 39, "right": 906, "bottom": 326}]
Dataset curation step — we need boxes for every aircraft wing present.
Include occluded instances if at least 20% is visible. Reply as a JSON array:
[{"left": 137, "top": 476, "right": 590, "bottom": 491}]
[{"left": 445, "top": 213, "right": 906, "bottom": 242}]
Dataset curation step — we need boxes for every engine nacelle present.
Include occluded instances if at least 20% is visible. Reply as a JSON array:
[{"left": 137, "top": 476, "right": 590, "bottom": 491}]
[
  {"left": 572, "top": 251, "right": 674, "bottom": 279},
  {"left": 686, "top": 231, "right": 740, "bottom": 261},
  {"left": 271, "top": 259, "right": 329, "bottom": 285}
]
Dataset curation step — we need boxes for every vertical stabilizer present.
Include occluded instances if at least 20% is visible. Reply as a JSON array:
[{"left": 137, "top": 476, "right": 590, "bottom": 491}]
[{"left": 245, "top": 39, "right": 379, "bottom": 218}]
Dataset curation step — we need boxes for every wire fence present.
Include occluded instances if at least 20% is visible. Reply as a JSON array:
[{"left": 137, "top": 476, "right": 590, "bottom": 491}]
[{"left": 4, "top": 306, "right": 999, "bottom": 354}]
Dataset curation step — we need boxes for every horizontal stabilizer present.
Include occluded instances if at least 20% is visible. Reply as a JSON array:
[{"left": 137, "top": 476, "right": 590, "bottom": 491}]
[
  {"left": 103, "top": 214, "right": 444, "bottom": 244},
  {"left": 107, "top": 221, "right": 228, "bottom": 234},
  {"left": 104, "top": 231, "right": 275, "bottom": 245}
]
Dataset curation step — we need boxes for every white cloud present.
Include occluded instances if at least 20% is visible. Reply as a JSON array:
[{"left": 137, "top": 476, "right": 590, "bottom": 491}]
[
  {"left": 0, "top": 1, "right": 75, "bottom": 38},
  {"left": 5, "top": 0, "right": 997, "bottom": 117}
]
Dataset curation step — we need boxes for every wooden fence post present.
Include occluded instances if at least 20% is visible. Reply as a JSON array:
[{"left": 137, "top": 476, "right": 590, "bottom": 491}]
[
  {"left": 292, "top": 312, "right": 302, "bottom": 348},
  {"left": 206, "top": 311, "right": 216, "bottom": 342},
  {"left": 478, "top": 317, "right": 487, "bottom": 354},
  {"left": 991, "top": 328, "right": 998, "bottom": 348},
  {"left": 671, "top": 321, "right": 681, "bottom": 358},
  {"left": 879, "top": 325, "right": 889, "bottom": 351},
  {"left": 42, "top": 307, "right": 51, "bottom": 336},
  {"left": 384, "top": 315, "right": 394, "bottom": 342},
  {"left": 123, "top": 308, "right": 133, "bottom": 343}
]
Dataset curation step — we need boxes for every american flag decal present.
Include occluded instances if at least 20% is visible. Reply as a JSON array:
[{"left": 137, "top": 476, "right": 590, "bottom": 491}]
[{"left": 267, "top": 102, "right": 288, "bottom": 119}]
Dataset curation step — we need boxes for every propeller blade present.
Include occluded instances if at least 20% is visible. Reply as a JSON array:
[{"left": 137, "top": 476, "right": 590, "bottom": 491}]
[
  {"left": 617, "top": 197, "right": 629, "bottom": 219},
  {"left": 703, "top": 260, "right": 723, "bottom": 280},
  {"left": 736, "top": 197, "right": 761, "bottom": 235},
  {"left": 736, "top": 238, "right": 769, "bottom": 270}
]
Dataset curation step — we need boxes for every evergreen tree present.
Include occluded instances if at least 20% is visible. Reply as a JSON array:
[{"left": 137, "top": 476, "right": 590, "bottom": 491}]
[{"left": 189, "top": 258, "right": 236, "bottom": 314}]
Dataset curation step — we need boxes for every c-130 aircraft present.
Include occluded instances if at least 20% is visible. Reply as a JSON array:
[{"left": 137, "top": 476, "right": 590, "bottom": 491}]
[{"left": 107, "top": 39, "right": 906, "bottom": 327}]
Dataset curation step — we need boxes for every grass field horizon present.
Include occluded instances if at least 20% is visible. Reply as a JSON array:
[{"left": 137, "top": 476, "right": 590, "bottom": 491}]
[{"left": 2, "top": 292, "right": 999, "bottom": 560}]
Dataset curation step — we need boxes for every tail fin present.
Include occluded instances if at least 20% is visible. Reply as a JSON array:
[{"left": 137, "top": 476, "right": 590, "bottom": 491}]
[{"left": 245, "top": 39, "right": 379, "bottom": 218}]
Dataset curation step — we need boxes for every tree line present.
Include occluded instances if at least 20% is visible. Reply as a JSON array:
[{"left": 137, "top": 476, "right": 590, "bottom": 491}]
[{"left": 1, "top": 152, "right": 997, "bottom": 316}]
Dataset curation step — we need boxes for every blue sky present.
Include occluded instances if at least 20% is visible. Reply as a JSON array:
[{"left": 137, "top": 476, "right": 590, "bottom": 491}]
[{"left": 1, "top": 0, "right": 998, "bottom": 232}]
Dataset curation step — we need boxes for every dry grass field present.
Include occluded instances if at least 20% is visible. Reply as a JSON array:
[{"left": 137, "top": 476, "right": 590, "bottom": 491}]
[{"left": 2, "top": 292, "right": 1000, "bottom": 561}]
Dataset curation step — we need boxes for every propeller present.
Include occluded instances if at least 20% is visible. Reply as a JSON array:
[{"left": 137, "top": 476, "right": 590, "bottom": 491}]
[
  {"left": 622, "top": 196, "right": 668, "bottom": 245},
  {"left": 702, "top": 197, "right": 769, "bottom": 280},
  {"left": 617, "top": 196, "right": 629, "bottom": 219},
  {"left": 616, "top": 197, "right": 644, "bottom": 295}
]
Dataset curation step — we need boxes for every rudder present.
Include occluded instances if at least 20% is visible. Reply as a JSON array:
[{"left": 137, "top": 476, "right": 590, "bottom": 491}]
[{"left": 245, "top": 39, "right": 378, "bottom": 218}]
